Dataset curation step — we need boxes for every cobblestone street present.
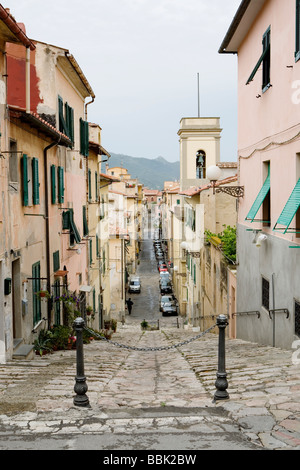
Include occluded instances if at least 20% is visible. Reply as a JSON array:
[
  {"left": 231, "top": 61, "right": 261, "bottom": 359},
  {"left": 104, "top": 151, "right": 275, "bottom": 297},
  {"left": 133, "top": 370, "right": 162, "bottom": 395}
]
[{"left": 0, "top": 232, "right": 299, "bottom": 450}]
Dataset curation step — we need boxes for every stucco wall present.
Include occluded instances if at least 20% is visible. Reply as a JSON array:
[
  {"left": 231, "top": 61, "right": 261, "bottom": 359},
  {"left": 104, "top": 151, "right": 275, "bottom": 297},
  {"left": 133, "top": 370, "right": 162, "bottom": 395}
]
[{"left": 237, "top": 225, "right": 300, "bottom": 349}]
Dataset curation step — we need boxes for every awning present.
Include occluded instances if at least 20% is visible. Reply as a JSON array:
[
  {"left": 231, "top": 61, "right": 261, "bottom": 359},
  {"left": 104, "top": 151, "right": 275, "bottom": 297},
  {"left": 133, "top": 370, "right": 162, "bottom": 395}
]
[
  {"left": 79, "top": 285, "right": 92, "bottom": 293},
  {"left": 245, "top": 170, "right": 270, "bottom": 222},
  {"left": 273, "top": 179, "right": 300, "bottom": 234}
]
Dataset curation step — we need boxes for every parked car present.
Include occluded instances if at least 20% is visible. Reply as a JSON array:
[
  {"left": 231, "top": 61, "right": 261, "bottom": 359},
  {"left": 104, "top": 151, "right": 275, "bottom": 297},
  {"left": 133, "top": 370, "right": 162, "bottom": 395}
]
[
  {"left": 156, "top": 253, "right": 164, "bottom": 261},
  {"left": 128, "top": 277, "right": 141, "bottom": 293},
  {"left": 158, "top": 264, "right": 168, "bottom": 272},
  {"left": 160, "top": 280, "right": 172, "bottom": 294},
  {"left": 162, "top": 302, "right": 178, "bottom": 316},
  {"left": 159, "top": 272, "right": 170, "bottom": 281},
  {"left": 160, "top": 294, "right": 176, "bottom": 311}
]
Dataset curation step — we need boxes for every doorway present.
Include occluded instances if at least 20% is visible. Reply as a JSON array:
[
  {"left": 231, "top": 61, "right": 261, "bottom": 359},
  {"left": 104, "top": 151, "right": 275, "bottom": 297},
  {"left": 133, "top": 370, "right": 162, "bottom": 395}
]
[{"left": 12, "top": 259, "right": 22, "bottom": 340}]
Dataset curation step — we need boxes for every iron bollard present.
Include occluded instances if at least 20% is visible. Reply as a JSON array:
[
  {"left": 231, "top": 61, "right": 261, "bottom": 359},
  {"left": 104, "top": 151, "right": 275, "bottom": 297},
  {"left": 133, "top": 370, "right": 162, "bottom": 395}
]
[
  {"left": 213, "top": 314, "right": 229, "bottom": 402},
  {"left": 73, "top": 317, "right": 90, "bottom": 407}
]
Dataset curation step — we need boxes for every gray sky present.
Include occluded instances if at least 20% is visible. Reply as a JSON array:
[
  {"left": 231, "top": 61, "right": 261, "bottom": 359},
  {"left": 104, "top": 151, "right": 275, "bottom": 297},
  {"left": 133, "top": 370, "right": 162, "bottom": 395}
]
[{"left": 5, "top": 0, "right": 241, "bottom": 162}]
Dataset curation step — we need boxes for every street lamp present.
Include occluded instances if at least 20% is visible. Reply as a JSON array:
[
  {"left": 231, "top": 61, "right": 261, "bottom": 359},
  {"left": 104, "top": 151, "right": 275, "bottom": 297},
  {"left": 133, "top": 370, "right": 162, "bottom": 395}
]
[{"left": 207, "top": 165, "right": 244, "bottom": 198}]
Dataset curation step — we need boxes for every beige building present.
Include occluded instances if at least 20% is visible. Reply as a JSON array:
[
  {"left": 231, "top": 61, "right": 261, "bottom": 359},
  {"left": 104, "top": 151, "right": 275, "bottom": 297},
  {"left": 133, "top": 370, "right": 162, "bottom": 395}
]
[{"left": 161, "top": 116, "right": 238, "bottom": 332}]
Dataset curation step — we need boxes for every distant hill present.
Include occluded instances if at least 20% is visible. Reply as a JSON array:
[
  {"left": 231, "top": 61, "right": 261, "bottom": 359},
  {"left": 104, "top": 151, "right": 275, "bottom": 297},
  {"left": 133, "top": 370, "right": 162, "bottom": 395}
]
[{"left": 105, "top": 153, "right": 180, "bottom": 190}]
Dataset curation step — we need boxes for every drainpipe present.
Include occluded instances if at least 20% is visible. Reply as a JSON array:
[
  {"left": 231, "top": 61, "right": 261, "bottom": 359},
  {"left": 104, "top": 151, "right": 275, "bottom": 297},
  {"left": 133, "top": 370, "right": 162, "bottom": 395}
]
[
  {"left": 44, "top": 137, "right": 61, "bottom": 329},
  {"left": 85, "top": 97, "right": 94, "bottom": 121},
  {"left": 26, "top": 47, "right": 30, "bottom": 113}
]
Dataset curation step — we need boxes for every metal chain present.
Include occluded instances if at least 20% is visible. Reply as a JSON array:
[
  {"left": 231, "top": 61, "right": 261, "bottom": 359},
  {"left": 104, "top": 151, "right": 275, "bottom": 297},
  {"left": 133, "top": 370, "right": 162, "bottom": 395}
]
[{"left": 83, "top": 324, "right": 217, "bottom": 352}]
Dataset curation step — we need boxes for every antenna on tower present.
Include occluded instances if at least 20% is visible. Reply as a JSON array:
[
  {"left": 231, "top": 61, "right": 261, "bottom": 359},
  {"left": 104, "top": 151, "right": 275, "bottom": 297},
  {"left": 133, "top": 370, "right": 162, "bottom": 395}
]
[{"left": 197, "top": 73, "right": 200, "bottom": 118}]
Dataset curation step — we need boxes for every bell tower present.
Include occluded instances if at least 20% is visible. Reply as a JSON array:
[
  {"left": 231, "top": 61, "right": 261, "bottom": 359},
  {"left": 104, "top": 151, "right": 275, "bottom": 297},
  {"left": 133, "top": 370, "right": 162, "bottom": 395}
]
[{"left": 178, "top": 117, "right": 222, "bottom": 190}]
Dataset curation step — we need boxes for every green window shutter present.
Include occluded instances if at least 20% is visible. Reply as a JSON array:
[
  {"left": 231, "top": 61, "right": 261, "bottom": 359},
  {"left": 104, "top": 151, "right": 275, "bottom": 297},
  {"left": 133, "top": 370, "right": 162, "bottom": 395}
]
[
  {"left": 62, "top": 210, "right": 70, "bottom": 230},
  {"left": 93, "top": 288, "right": 96, "bottom": 312},
  {"left": 103, "top": 248, "right": 106, "bottom": 274},
  {"left": 193, "top": 263, "right": 196, "bottom": 284},
  {"left": 89, "top": 238, "right": 93, "bottom": 265},
  {"left": 246, "top": 169, "right": 270, "bottom": 222},
  {"left": 80, "top": 118, "right": 89, "bottom": 157},
  {"left": 273, "top": 179, "right": 300, "bottom": 234},
  {"left": 51, "top": 165, "right": 56, "bottom": 204},
  {"left": 22, "top": 154, "right": 29, "bottom": 206},
  {"left": 32, "top": 158, "right": 40, "bottom": 205},
  {"left": 246, "top": 29, "right": 270, "bottom": 85},
  {"left": 83, "top": 206, "right": 89, "bottom": 236},
  {"left": 69, "top": 209, "right": 81, "bottom": 245},
  {"left": 65, "top": 102, "right": 74, "bottom": 144},
  {"left": 96, "top": 234, "right": 99, "bottom": 258},
  {"left": 53, "top": 250, "right": 60, "bottom": 272},
  {"left": 95, "top": 171, "right": 98, "bottom": 201},
  {"left": 32, "top": 261, "right": 41, "bottom": 326},
  {"left": 58, "top": 96, "right": 68, "bottom": 136},
  {"left": 58, "top": 166, "right": 64, "bottom": 203},
  {"left": 88, "top": 169, "right": 92, "bottom": 201}
]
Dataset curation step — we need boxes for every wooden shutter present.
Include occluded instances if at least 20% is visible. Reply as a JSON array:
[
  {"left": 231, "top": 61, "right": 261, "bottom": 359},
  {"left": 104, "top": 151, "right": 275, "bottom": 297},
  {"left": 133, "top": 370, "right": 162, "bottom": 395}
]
[
  {"left": 32, "top": 261, "right": 41, "bottom": 326},
  {"left": 22, "top": 154, "right": 29, "bottom": 206},
  {"left": 51, "top": 165, "right": 56, "bottom": 204},
  {"left": 32, "top": 158, "right": 39, "bottom": 205},
  {"left": 58, "top": 166, "right": 64, "bottom": 203},
  {"left": 53, "top": 250, "right": 60, "bottom": 272},
  {"left": 88, "top": 169, "right": 92, "bottom": 201},
  {"left": 83, "top": 206, "right": 89, "bottom": 236}
]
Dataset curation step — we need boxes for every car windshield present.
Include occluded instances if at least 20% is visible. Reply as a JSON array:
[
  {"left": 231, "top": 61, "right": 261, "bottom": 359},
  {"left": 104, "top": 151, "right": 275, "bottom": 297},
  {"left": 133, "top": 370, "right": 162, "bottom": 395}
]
[{"left": 130, "top": 281, "right": 139, "bottom": 285}]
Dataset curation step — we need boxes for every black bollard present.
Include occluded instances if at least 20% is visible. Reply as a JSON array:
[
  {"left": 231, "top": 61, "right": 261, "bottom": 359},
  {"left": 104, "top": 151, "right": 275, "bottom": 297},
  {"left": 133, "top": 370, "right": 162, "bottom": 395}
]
[
  {"left": 213, "top": 314, "right": 229, "bottom": 402},
  {"left": 73, "top": 317, "right": 90, "bottom": 407}
]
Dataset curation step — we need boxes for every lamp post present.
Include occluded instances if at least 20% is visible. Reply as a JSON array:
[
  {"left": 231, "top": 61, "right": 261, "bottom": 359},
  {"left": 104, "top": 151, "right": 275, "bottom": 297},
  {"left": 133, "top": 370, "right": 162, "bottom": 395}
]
[
  {"left": 207, "top": 165, "right": 244, "bottom": 198},
  {"left": 214, "top": 314, "right": 229, "bottom": 402}
]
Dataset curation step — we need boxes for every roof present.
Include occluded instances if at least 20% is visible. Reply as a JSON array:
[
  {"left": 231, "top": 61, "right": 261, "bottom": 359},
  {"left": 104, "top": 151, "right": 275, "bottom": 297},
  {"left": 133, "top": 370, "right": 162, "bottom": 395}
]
[
  {"left": 0, "top": 6, "right": 35, "bottom": 50},
  {"left": 219, "top": 0, "right": 267, "bottom": 54},
  {"left": 9, "top": 106, "right": 72, "bottom": 147},
  {"left": 179, "top": 175, "right": 238, "bottom": 197},
  {"left": 100, "top": 173, "right": 120, "bottom": 182},
  {"left": 89, "top": 141, "right": 111, "bottom": 158}
]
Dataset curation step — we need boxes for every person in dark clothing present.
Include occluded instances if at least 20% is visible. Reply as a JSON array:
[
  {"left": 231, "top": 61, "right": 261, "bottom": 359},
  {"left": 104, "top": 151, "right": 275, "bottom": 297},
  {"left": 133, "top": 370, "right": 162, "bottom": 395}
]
[{"left": 126, "top": 298, "right": 133, "bottom": 315}]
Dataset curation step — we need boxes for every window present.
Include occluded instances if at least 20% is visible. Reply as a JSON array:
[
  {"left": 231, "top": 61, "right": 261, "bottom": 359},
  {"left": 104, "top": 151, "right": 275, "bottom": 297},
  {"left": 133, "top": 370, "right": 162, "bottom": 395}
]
[
  {"left": 51, "top": 165, "right": 56, "bottom": 204},
  {"left": 62, "top": 209, "right": 81, "bottom": 246},
  {"left": 58, "top": 96, "right": 74, "bottom": 144},
  {"left": 32, "top": 158, "right": 40, "bottom": 205},
  {"left": 246, "top": 26, "right": 271, "bottom": 92},
  {"left": 95, "top": 172, "right": 98, "bottom": 201},
  {"left": 89, "top": 238, "right": 93, "bottom": 265},
  {"left": 9, "top": 139, "right": 18, "bottom": 183},
  {"left": 88, "top": 169, "right": 92, "bottom": 201},
  {"left": 32, "top": 261, "right": 41, "bottom": 326},
  {"left": 83, "top": 206, "right": 89, "bottom": 237},
  {"left": 295, "top": 300, "right": 300, "bottom": 337},
  {"left": 262, "top": 27, "right": 271, "bottom": 91},
  {"left": 53, "top": 250, "right": 60, "bottom": 272},
  {"left": 80, "top": 118, "right": 89, "bottom": 157},
  {"left": 246, "top": 164, "right": 270, "bottom": 223},
  {"left": 58, "top": 166, "right": 64, "bottom": 204},
  {"left": 54, "top": 279, "right": 61, "bottom": 325},
  {"left": 262, "top": 277, "right": 270, "bottom": 310},
  {"left": 296, "top": 0, "right": 300, "bottom": 62},
  {"left": 273, "top": 178, "right": 300, "bottom": 235},
  {"left": 21, "top": 154, "right": 29, "bottom": 206},
  {"left": 196, "top": 150, "right": 206, "bottom": 179}
]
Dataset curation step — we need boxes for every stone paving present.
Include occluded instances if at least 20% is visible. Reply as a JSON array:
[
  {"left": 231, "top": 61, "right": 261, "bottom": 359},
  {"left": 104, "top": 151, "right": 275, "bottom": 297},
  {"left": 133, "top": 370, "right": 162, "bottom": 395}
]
[{"left": 0, "top": 320, "right": 299, "bottom": 450}]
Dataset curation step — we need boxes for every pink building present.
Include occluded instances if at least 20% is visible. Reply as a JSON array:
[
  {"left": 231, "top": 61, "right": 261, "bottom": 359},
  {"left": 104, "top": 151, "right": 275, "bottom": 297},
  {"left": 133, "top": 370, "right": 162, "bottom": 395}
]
[{"left": 220, "top": 0, "right": 300, "bottom": 348}]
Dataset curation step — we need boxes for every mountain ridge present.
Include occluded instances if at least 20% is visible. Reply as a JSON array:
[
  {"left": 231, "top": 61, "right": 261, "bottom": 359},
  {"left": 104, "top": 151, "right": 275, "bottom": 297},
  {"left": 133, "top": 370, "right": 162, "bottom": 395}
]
[{"left": 105, "top": 153, "right": 180, "bottom": 190}]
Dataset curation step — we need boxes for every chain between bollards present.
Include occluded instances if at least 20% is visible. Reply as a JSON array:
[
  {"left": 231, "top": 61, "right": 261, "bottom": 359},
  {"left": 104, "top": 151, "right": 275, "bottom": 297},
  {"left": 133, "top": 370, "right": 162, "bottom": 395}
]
[
  {"left": 73, "top": 317, "right": 90, "bottom": 408},
  {"left": 213, "top": 314, "right": 229, "bottom": 402}
]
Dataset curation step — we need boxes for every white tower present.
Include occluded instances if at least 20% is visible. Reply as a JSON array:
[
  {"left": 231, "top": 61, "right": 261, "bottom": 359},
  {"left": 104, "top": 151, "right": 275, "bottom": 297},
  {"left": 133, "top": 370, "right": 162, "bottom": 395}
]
[{"left": 178, "top": 117, "right": 222, "bottom": 191}]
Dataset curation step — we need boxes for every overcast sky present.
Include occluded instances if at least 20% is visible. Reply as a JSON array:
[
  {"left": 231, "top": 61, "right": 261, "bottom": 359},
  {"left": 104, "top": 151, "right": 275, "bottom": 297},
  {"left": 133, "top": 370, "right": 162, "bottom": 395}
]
[{"left": 5, "top": 0, "right": 241, "bottom": 162}]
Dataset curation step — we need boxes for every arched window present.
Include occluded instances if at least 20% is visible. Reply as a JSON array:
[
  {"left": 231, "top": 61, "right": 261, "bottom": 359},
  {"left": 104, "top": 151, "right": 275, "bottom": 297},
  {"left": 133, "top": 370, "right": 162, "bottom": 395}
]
[{"left": 196, "top": 150, "right": 206, "bottom": 179}]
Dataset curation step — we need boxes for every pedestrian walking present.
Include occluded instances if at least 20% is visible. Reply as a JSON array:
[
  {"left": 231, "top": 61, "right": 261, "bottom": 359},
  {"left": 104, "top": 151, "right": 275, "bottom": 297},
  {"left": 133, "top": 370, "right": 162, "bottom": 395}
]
[{"left": 126, "top": 298, "right": 133, "bottom": 315}]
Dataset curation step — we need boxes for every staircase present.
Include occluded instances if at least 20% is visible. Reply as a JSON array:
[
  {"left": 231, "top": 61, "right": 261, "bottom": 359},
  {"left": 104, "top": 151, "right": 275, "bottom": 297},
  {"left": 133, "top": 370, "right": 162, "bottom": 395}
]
[{"left": 13, "top": 338, "right": 34, "bottom": 360}]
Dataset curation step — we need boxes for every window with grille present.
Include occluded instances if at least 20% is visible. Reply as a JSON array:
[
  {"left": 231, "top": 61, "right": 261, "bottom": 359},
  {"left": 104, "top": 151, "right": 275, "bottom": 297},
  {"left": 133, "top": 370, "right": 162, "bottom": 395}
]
[
  {"left": 262, "top": 277, "right": 269, "bottom": 310},
  {"left": 295, "top": 300, "right": 300, "bottom": 337}
]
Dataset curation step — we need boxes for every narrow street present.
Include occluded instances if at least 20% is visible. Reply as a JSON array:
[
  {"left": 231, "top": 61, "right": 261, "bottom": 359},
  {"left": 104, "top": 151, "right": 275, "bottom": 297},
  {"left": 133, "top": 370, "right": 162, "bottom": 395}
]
[{"left": 0, "top": 221, "right": 299, "bottom": 451}]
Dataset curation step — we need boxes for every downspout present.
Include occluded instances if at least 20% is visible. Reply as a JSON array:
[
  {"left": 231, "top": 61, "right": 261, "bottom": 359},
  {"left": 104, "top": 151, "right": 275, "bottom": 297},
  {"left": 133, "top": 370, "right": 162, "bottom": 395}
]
[
  {"left": 44, "top": 136, "right": 62, "bottom": 329},
  {"left": 26, "top": 46, "right": 30, "bottom": 113}
]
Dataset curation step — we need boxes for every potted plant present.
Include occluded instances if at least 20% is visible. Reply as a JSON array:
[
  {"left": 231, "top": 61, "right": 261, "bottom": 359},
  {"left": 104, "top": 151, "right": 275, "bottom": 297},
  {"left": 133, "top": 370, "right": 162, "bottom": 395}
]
[
  {"left": 36, "top": 290, "right": 51, "bottom": 300},
  {"left": 111, "top": 319, "right": 117, "bottom": 332},
  {"left": 33, "top": 329, "right": 53, "bottom": 356},
  {"left": 141, "top": 319, "right": 149, "bottom": 330},
  {"left": 86, "top": 306, "right": 93, "bottom": 316}
]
